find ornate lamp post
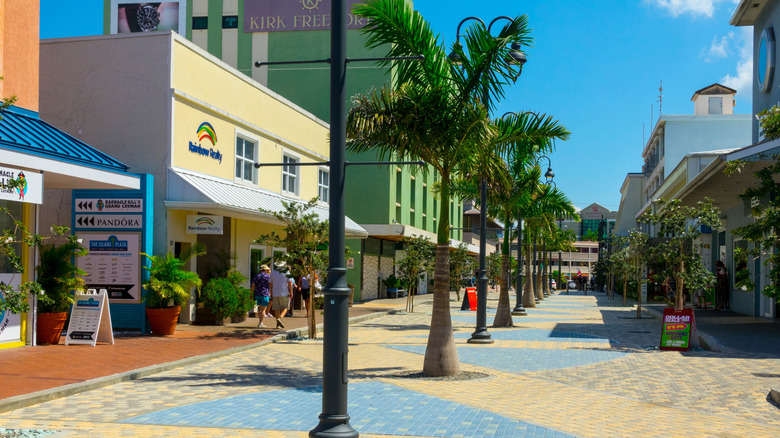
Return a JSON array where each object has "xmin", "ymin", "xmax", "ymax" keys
[{"xmin": 449, "ymin": 16, "xmax": 527, "ymax": 344}]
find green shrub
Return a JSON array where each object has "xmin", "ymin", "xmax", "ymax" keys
[{"xmin": 201, "ymin": 278, "xmax": 240, "ymax": 320}]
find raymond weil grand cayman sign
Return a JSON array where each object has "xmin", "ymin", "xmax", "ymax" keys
[{"xmin": 243, "ymin": 0, "xmax": 368, "ymax": 32}]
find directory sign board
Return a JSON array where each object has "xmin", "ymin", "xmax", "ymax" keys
[
  {"xmin": 660, "ymin": 308, "xmax": 696, "ymax": 351},
  {"xmin": 77, "ymin": 233, "xmax": 142, "ymax": 303}
]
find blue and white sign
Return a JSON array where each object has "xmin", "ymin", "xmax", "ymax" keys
[{"xmin": 0, "ymin": 274, "xmax": 22, "ymax": 343}]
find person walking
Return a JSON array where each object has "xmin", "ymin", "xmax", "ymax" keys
[
  {"xmin": 269, "ymin": 261, "xmax": 293, "ymax": 329},
  {"xmin": 715, "ymin": 260, "xmax": 729, "ymax": 310},
  {"xmin": 252, "ymin": 264, "xmax": 271, "ymax": 327},
  {"xmin": 299, "ymin": 272, "xmax": 316, "ymax": 318}
]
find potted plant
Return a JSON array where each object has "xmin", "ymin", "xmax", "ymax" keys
[
  {"xmin": 382, "ymin": 274, "xmax": 400, "ymax": 298},
  {"xmin": 141, "ymin": 244, "xmax": 204, "ymax": 335},
  {"xmin": 201, "ymin": 270, "xmax": 255, "ymax": 324},
  {"xmin": 35, "ymin": 239, "xmax": 87, "ymax": 345}
]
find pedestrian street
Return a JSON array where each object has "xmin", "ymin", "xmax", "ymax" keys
[{"xmin": 2, "ymin": 291, "xmax": 780, "ymax": 437}]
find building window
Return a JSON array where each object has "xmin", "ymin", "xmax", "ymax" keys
[
  {"xmin": 282, "ymin": 154, "xmax": 299, "ymax": 195},
  {"xmin": 318, "ymin": 168, "xmax": 330, "ymax": 203},
  {"xmin": 235, "ymin": 136, "xmax": 256, "ymax": 183},
  {"xmin": 222, "ymin": 16, "xmax": 238, "ymax": 29},
  {"xmin": 192, "ymin": 16, "xmax": 208, "ymax": 30}
]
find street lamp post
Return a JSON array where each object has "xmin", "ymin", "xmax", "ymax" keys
[{"xmin": 450, "ymin": 15, "xmax": 526, "ymax": 344}]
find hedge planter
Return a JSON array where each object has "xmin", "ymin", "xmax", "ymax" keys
[
  {"xmin": 146, "ymin": 306, "xmax": 181, "ymax": 336},
  {"xmin": 36, "ymin": 312, "xmax": 68, "ymax": 345}
]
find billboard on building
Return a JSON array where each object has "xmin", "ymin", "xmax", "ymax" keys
[
  {"xmin": 243, "ymin": 0, "xmax": 367, "ymax": 32},
  {"xmin": 110, "ymin": 1, "xmax": 186, "ymax": 34}
]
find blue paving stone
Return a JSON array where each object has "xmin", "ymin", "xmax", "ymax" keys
[
  {"xmin": 387, "ymin": 345, "xmax": 627, "ymax": 373},
  {"xmin": 121, "ymin": 381, "xmax": 576, "ymax": 437},
  {"xmin": 452, "ymin": 328, "xmax": 614, "ymax": 343},
  {"xmin": 450, "ymin": 314, "xmax": 581, "ymax": 325}
]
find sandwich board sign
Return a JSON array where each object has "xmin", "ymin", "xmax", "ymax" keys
[
  {"xmin": 659, "ymin": 307, "xmax": 696, "ymax": 351},
  {"xmin": 65, "ymin": 289, "xmax": 115, "ymax": 346}
]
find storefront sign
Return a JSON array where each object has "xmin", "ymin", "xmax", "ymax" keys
[
  {"xmin": 0, "ymin": 166, "xmax": 43, "ymax": 205},
  {"xmin": 188, "ymin": 122, "xmax": 222, "ymax": 163},
  {"xmin": 660, "ymin": 307, "xmax": 696, "ymax": 351},
  {"xmin": 0, "ymin": 274, "xmax": 22, "ymax": 344},
  {"xmin": 77, "ymin": 233, "xmax": 142, "ymax": 302},
  {"xmin": 75, "ymin": 214, "xmax": 143, "ymax": 230},
  {"xmin": 75, "ymin": 198, "xmax": 143, "ymax": 213},
  {"xmin": 244, "ymin": 0, "xmax": 367, "ymax": 32},
  {"xmin": 186, "ymin": 215, "xmax": 224, "ymax": 235},
  {"xmin": 65, "ymin": 289, "xmax": 114, "ymax": 346}
]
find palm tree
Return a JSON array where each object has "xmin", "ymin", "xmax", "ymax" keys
[
  {"xmin": 520, "ymin": 181, "xmax": 578, "ymax": 307},
  {"xmin": 350, "ymin": 0, "xmax": 532, "ymax": 376}
]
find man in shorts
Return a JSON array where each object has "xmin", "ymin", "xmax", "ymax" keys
[{"xmin": 270, "ymin": 261, "xmax": 293, "ymax": 329}]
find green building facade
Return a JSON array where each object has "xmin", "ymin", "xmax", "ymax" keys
[{"xmin": 102, "ymin": 0, "xmax": 462, "ymax": 300}]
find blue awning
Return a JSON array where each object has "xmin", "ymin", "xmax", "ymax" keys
[{"xmin": 0, "ymin": 105, "xmax": 130, "ymax": 173}]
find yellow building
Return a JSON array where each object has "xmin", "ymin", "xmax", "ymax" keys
[{"xmin": 39, "ymin": 31, "xmax": 366, "ymax": 324}]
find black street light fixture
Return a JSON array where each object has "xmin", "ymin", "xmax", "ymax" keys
[
  {"xmin": 252, "ymin": 2, "xmax": 422, "ymax": 436},
  {"xmin": 449, "ymin": 15, "xmax": 527, "ymax": 344}
]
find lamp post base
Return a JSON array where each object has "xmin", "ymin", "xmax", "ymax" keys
[
  {"xmin": 310, "ymin": 414, "xmax": 359, "ymax": 438},
  {"xmin": 511, "ymin": 306, "xmax": 527, "ymax": 316},
  {"xmin": 467, "ymin": 334, "xmax": 494, "ymax": 344}
]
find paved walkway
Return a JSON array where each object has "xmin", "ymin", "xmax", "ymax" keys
[{"xmin": 2, "ymin": 290, "xmax": 780, "ymax": 437}]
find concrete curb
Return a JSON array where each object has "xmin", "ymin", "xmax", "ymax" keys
[{"xmin": 0, "ymin": 305, "xmax": 414, "ymax": 414}]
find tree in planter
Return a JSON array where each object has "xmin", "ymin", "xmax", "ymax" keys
[
  {"xmin": 396, "ymin": 235, "xmax": 436, "ymax": 313},
  {"xmin": 254, "ymin": 198, "xmax": 328, "ymax": 339},
  {"xmin": 449, "ymin": 243, "xmax": 473, "ymax": 301},
  {"xmin": 142, "ymin": 248, "xmax": 204, "ymax": 308},
  {"xmin": 639, "ymin": 198, "xmax": 720, "ymax": 310}
]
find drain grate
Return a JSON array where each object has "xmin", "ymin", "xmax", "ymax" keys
[{"xmin": 628, "ymin": 330, "xmax": 651, "ymax": 334}]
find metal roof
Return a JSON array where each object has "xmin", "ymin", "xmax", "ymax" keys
[
  {"xmin": 0, "ymin": 106, "xmax": 130, "ymax": 173},
  {"xmin": 166, "ymin": 168, "xmax": 369, "ymax": 238}
]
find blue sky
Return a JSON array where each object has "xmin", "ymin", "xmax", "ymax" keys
[{"xmin": 40, "ymin": 0, "xmax": 752, "ymax": 211}]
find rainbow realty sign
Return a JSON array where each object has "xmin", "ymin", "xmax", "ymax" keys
[{"xmin": 186, "ymin": 215, "xmax": 223, "ymax": 235}]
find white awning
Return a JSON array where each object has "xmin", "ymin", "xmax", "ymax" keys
[{"xmin": 165, "ymin": 168, "xmax": 368, "ymax": 238}]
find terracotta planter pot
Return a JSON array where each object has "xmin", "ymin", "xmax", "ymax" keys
[
  {"xmin": 145, "ymin": 306, "xmax": 181, "ymax": 336},
  {"xmin": 36, "ymin": 312, "xmax": 68, "ymax": 345}
]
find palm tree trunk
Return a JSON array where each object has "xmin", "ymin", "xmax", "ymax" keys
[
  {"xmin": 493, "ymin": 251, "xmax": 513, "ymax": 327},
  {"xmin": 423, "ymin": 244, "xmax": 461, "ymax": 376},
  {"xmin": 523, "ymin": 243, "xmax": 536, "ymax": 308}
]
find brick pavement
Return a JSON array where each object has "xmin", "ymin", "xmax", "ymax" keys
[{"xmin": 1, "ymin": 290, "xmax": 780, "ymax": 437}]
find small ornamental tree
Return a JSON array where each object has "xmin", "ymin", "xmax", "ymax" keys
[
  {"xmin": 640, "ymin": 198, "xmax": 720, "ymax": 310},
  {"xmin": 449, "ymin": 243, "xmax": 474, "ymax": 301},
  {"xmin": 254, "ymin": 198, "xmax": 328, "ymax": 338},
  {"xmin": 724, "ymin": 153, "xmax": 780, "ymax": 299},
  {"xmin": 396, "ymin": 235, "xmax": 435, "ymax": 312}
]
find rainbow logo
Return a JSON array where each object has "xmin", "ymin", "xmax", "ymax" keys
[
  {"xmin": 195, "ymin": 217, "xmax": 215, "ymax": 226},
  {"xmin": 197, "ymin": 122, "xmax": 217, "ymax": 146}
]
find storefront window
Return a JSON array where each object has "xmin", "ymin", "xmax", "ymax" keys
[
  {"xmin": 235, "ymin": 136, "xmax": 257, "ymax": 183},
  {"xmin": 318, "ymin": 168, "xmax": 329, "ymax": 203},
  {"xmin": 282, "ymin": 154, "xmax": 299, "ymax": 195}
]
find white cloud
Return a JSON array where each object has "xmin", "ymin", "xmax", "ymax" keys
[
  {"xmin": 644, "ymin": 0, "xmax": 738, "ymax": 18},
  {"xmin": 721, "ymin": 27, "xmax": 753, "ymax": 101},
  {"xmin": 705, "ymin": 32, "xmax": 733, "ymax": 60}
]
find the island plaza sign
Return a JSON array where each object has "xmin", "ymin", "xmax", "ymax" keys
[{"xmin": 244, "ymin": 0, "xmax": 367, "ymax": 32}]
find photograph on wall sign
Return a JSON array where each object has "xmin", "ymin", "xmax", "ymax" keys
[
  {"xmin": 112, "ymin": 1, "xmax": 184, "ymax": 34},
  {"xmin": 76, "ymin": 233, "xmax": 142, "ymax": 303},
  {"xmin": 0, "ymin": 274, "xmax": 22, "ymax": 344}
]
